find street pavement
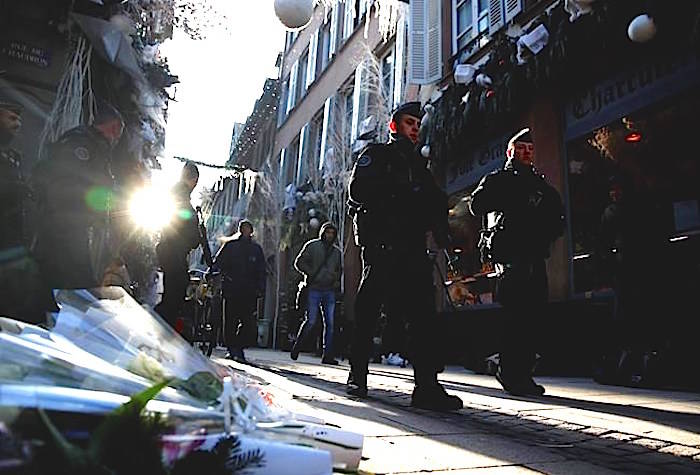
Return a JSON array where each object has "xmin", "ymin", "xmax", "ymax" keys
[{"xmin": 214, "ymin": 349, "xmax": 700, "ymax": 474}]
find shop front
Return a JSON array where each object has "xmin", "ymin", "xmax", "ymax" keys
[{"xmin": 563, "ymin": 49, "xmax": 700, "ymax": 373}]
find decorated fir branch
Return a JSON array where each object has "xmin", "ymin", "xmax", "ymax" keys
[{"xmin": 35, "ymin": 379, "xmax": 266, "ymax": 475}]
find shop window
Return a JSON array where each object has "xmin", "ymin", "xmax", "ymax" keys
[
  {"xmin": 446, "ymin": 188, "xmax": 499, "ymax": 308},
  {"xmin": 567, "ymin": 92, "xmax": 700, "ymax": 295}
]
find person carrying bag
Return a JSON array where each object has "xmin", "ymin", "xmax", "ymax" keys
[{"xmin": 291, "ymin": 222, "xmax": 342, "ymax": 365}]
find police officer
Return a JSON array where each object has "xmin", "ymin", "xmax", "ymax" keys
[
  {"xmin": 32, "ymin": 100, "xmax": 124, "ymax": 296},
  {"xmin": 469, "ymin": 128, "xmax": 564, "ymax": 396},
  {"xmin": 0, "ymin": 101, "xmax": 27, "ymax": 250},
  {"xmin": 0, "ymin": 100, "xmax": 43, "ymax": 323},
  {"xmin": 212, "ymin": 219, "xmax": 266, "ymax": 363},
  {"xmin": 155, "ymin": 163, "xmax": 201, "ymax": 329},
  {"xmin": 346, "ymin": 101, "xmax": 462, "ymax": 411}
]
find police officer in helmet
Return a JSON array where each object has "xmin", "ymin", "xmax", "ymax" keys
[
  {"xmin": 346, "ymin": 101, "xmax": 463, "ymax": 411},
  {"xmin": 469, "ymin": 128, "xmax": 564, "ymax": 396}
]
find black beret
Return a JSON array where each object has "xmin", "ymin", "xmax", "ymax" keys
[{"xmin": 391, "ymin": 101, "xmax": 424, "ymax": 122}]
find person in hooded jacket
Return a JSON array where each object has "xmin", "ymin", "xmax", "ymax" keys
[
  {"xmin": 469, "ymin": 128, "xmax": 565, "ymax": 396},
  {"xmin": 345, "ymin": 101, "xmax": 463, "ymax": 411},
  {"xmin": 212, "ymin": 219, "xmax": 266, "ymax": 363},
  {"xmin": 291, "ymin": 222, "xmax": 342, "ymax": 365}
]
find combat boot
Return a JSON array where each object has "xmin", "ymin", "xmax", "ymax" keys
[
  {"xmin": 411, "ymin": 367, "xmax": 462, "ymax": 411},
  {"xmin": 346, "ymin": 363, "xmax": 368, "ymax": 397},
  {"xmin": 411, "ymin": 383, "xmax": 462, "ymax": 411}
]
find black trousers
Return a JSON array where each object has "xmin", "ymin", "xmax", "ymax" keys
[
  {"xmin": 350, "ymin": 247, "xmax": 444, "ymax": 387},
  {"xmin": 155, "ymin": 261, "xmax": 189, "ymax": 329},
  {"xmin": 223, "ymin": 292, "xmax": 258, "ymax": 352},
  {"xmin": 495, "ymin": 260, "xmax": 548, "ymax": 382}
]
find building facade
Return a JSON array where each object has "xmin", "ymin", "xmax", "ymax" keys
[{"xmin": 422, "ymin": 0, "xmax": 700, "ymax": 374}]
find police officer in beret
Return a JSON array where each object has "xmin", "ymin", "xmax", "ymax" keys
[
  {"xmin": 469, "ymin": 128, "xmax": 565, "ymax": 396},
  {"xmin": 346, "ymin": 101, "xmax": 462, "ymax": 411},
  {"xmin": 32, "ymin": 100, "xmax": 124, "ymax": 295},
  {"xmin": 0, "ymin": 101, "xmax": 27, "ymax": 250}
]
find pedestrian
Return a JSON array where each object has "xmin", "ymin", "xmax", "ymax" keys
[
  {"xmin": 212, "ymin": 219, "xmax": 266, "ymax": 363},
  {"xmin": 345, "ymin": 101, "xmax": 462, "ymax": 411},
  {"xmin": 32, "ymin": 100, "xmax": 124, "ymax": 297},
  {"xmin": 154, "ymin": 163, "xmax": 201, "ymax": 329},
  {"xmin": 469, "ymin": 128, "xmax": 565, "ymax": 396},
  {"xmin": 290, "ymin": 222, "xmax": 342, "ymax": 365}
]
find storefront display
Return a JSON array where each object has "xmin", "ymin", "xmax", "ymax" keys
[{"xmin": 566, "ymin": 88, "xmax": 700, "ymax": 296}]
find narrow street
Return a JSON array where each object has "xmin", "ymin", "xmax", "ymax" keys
[{"xmin": 218, "ymin": 349, "xmax": 700, "ymax": 474}]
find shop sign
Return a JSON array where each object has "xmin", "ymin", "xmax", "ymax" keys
[
  {"xmin": 0, "ymin": 40, "xmax": 52, "ymax": 69},
  {"xmin": 446, "ymin": 135, "xmax": 508, "ymax": 194},
  {"xmin": 565, "ymin": 51, "xmax": 700, "ymax": 139}
]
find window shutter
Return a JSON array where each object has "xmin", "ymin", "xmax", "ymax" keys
[
  {"xmin": 351, "ymin": 71, "xmax": 362, "ymax": 141},
  {"xmin": 329, "ymin": 6, "xmax": 338, "ymax": 56},
  {"xmin": 504, "ymin": 0, "xmax": 523, "ymax": 23},
  {"xmin": 307, "ymin": 30, "xmax": 319, "ymax": 87},
  {"xmin": 489, "ymin": 0, "xmax": 505, "ymax": 35},
  {"xmin": 319, "ymin": 97, "xmax": 331, "ymax": 171},
  {"xmin": 279, "ymin": 148, "xmax": 286, "ymax": 182},
  {"xmin": 345, "ymin": 0, "xmax": 356, "ymax": 39},
  {"xmin": 408, "ymin": 0, "xmax": 441, "ymax": 85},
  {"xmin": 287, "ymin": 60, "xmax": 298, "ymax": 113},
  {"xmin": 408, "ymin": 0, "xmax": 426, "ymax": 84},
  {"xmin": 393, "ymin": 7, "xmax": 407, "ymax": 108},
  {"xmin": 296, "ymin": 125, "xmax": 308, "ymax": 184},
  {"xmin": 426, "ymin": 0, "xmax": 442, "ymax": 82}
]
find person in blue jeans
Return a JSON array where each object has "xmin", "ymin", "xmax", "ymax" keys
[{"xmin": 291, "ymin": 222, "xmax": 342, "ymax": 365}]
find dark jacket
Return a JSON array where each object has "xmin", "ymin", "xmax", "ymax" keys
[
  {"xmin": 0, "ymin": 145, "xmax": 26, "ymax": 248},
  {"xmin": 213, "ymin": 234, "xmax": 266, "ymax": 297},
  {"xmin": 294, "ymin": 222, "xmax": 342, "ymax": 291},
  {"xmin": 470, "ymin": 160, "xmax": 565, "ymax": 262},
  {"xmin": 348, "ymin": 136, "xmax": 449, "ymax": 249},
  {"xmin": 32, "ymin": 126, "xmax": 114, "ymax": 233},
  {"xmin": 156, "ymin": 181, "xmax": 200, "ymax": 268}
]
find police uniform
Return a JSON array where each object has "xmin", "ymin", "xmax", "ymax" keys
[
  {"xmin": 32, "ymin": 126, "xmax": 115, "ymax": 292},
  {"xmin": 0, "ymin": 145, "xmax": 26, "ymax": 249},
  {"xmin": 347, "ymin": 103, "xmax": 461, "ymax": 410},
  {"xmin": 470, "ymin": 152, "xmax": 564, "ymax": 395}
]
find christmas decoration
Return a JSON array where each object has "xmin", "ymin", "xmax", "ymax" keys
[
  {"xmin": 564, "ymin": 0, "xmax": 596, "ymax": 22},
  {"xmin": 274, "ymin": 0, "xmax": 314, "ymax": 30},
  {"xmin": 628, "ymin": 14, "xmax": 657, "ymax": 43},
  {"xmin": 454, "ymin": 64, "xmax": 477, "ymax": 84}
]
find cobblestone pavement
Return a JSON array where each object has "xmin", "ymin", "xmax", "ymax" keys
[{"xmin": 217, "ymin": 349, "xmax": 700, "ymax": 474}]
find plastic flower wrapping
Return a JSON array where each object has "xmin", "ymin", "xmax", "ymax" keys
[{"xmin": 0, "ymin": 287, "xmax": 363, "ymax": 473}]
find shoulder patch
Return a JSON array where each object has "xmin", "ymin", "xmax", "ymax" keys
[
  {"xmin": 74, "ymin": 146, "xmax": 90, "ymax": 161},
  {"xmin": 357, "ymin": 155, "xmax": 372, "ymax": 167}
]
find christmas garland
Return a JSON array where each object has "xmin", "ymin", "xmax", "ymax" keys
[{"xmin": 427, "ymin": 0, "xmax": 700, "ymax": 165}]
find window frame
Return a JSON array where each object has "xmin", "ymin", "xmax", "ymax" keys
[{"xmin": 452, "ymin": 0, "xmax": 489, "ymax": 55}]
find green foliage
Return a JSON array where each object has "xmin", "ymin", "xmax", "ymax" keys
[
  {"xmin": 35, "ymin": 380, "xmax": 171, "ymax": 475},
  {"xmin": 171, "ymin": 435, "xmax": 265, "ymax": 475}
]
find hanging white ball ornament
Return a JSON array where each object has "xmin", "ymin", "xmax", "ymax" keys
[
  {"xmin": 309, "ymin": 217, "xmax": 320, "ymax": 229},
  {"xmin": 421, "ymin": 145, "xmax": 431, "ymax": 158},
  {"xmin": 476, "ymin": 73, "xmax": 493, "ymax": 88},
  {"xmin": 628, "ymin": 14, "xmax": 657, "ymax": 43},
  {"xmin": 274, "ymin": 0, "xmax": 314, "ymax": 30}
]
